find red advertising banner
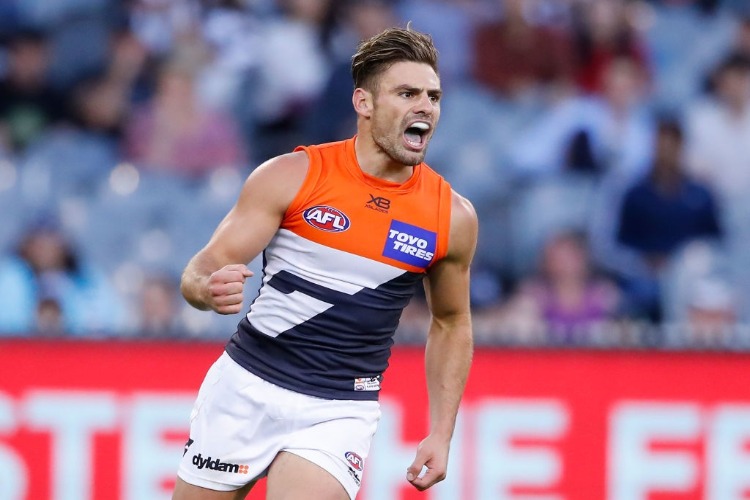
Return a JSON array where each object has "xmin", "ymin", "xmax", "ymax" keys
[{"xmin": 1, "ymin": 340, "xmax": 750, "ymax": 500}]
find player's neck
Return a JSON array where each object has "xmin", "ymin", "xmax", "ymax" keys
[{"xmin": 353, "ymin": 135, "xmax": 415, "ymax": 184}]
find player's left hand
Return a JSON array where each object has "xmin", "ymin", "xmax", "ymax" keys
[{"xmin": 406, "ymin": 434, "xmax": 450, "ymax": 491}]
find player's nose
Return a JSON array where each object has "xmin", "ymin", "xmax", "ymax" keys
[{"xmin": 412, "ymin": 92, "xmax": 434, "ymax": 115}]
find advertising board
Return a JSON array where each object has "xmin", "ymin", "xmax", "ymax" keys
[{"xmin": 1, "ymin": 340, "xmax": 749, "ymax": 499}]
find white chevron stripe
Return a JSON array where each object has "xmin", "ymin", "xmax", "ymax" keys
[
  {"xmin": 263, "ymin": 229, "xmax": 404, "ymax": 292},
  {"xmin": 247, "ymin": 229, "xmax": 406, "ymax": 336}
]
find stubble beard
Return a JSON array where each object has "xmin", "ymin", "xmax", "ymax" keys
[{"xmin": 371, "ymin": 118, "xmax": 428, "ymax": 167}]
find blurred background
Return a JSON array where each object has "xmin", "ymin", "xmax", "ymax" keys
[
  {"xmin": 3, "ymin": 0, "xmax": 750, "ymax": 348},
  {"xmin": 2, "ymin": 0, "xmax": 750, "ymax": 498}
]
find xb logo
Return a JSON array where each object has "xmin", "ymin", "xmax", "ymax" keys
[{"xmin": 366, "ymin": 194, "xmax": 391, "ymax": 211}]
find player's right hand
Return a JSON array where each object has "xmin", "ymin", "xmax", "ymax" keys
[{"xmin": 205, "ymin": 264, "xmax": 253, "ymax": 315}]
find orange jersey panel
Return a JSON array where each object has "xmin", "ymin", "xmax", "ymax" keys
[
  {"xmin": 229, "ymin": 137, "xmax": 453, "ymax": 399},
  {"xmin": 284, "ymin": 137, "xmax": 452, "ymax": 273}
]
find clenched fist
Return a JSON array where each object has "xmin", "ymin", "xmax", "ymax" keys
[{"xmin": 205, "ymin": 264, "xmax": 253, "ymax": 314}]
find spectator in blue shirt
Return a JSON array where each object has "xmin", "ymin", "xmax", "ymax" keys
[
  {"xmin": 615, "ymin": 118, "xmax": 723, "ymax": 320},
  {"xmin": 0, "ymin": 218, "xmax": 127, "ymax": 336}
]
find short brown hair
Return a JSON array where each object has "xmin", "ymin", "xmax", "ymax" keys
[{"xmin": 351, "ymin": 26, "xmax": 439, "ymax": 91}]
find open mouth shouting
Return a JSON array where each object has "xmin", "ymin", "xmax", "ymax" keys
[{"xmin": 403, "ymin": 121, "xmax": 431, "ymax": 151}]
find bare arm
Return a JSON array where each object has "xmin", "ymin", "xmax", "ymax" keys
[
  {"xmin": 180, "ymin": 151, "xmax": 308, "ymax": 313},
  {"xmin": 407, "ymin": 192, "xmax": 478, "ymax": 490}
]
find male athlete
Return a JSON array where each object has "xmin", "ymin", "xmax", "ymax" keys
[{"xmin": 173, "ymin": 26, "xmax": 477, "ymax": 500}]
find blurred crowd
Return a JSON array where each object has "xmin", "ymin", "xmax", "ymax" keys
[{"xmin": 1, "ymin": 0, "xmax": 750, "ymax": 349}]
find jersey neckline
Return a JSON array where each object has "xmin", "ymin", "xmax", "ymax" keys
[{"xmin": 343, "ymin": 136, "xmax": 422, "ymax": 193}]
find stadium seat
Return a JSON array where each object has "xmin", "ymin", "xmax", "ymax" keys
[
  {"xmin": 20, "ymin": 130, "xmax": 119, "ymax": 200},
  {"xmin": 506, "ymin": 174, "xmax": 598, "ymax": 277},
  {"xmin": 0, "ymin": 183, "xmax": 28, "ymax": 255}
]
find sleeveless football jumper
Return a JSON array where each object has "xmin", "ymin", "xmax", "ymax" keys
[{"xmin": 226, "ymin": 137, "xmax": 452, "ymax": 401}]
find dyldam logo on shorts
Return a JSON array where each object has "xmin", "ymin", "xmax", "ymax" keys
[{"xmin": 192, "ymin": 453, "xmax": 249, "ymax": 474}]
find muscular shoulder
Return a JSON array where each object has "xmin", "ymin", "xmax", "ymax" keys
[
  {"xmin": 446, "ymin": 191, "xmax": 478, "ymax": 265},
  {"xmin": 248, "ymin": 151, "xmax": 308, "ymax": 187},
  {"xmin": 237, "ymin": 151, "xmax": 309, "ymax": 213}
]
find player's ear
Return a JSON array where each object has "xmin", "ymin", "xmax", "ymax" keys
[{"xmin": 353, "ymin": 87, "xmax": 373, "ymax": 118}]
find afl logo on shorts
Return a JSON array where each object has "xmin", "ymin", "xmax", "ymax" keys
[
  {"xmin": 345, "ymin": 451, "xmax": 363, "ymax": 471},
  {"xmin": 303, "ymin": 205, "xmax": 351, "ymax": 232}
]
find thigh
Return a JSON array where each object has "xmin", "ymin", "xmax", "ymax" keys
[
  {"xmin": 177, "ymin": 353, "xmax": 285, "ymax": 492},
  {"xmin": 266, "ymin": 452, "xmax": 349, "ymax": 500},
  {"xmin": 172, "ymin": 477, "xmax": 256, "ymax": 500},
  {"xmin": 281, "ymin": 399, "xmax": 380, "ymax": 499}
]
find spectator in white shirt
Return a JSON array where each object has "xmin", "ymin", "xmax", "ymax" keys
[{"xmin": 685, "ymin": 52, "xmax": 750, "ymax": 203}]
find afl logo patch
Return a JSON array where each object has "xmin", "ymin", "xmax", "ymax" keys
[
  {"xmin": 345, "ymin": 451, "xmax": 363, "ymax": 471},
  {"xmin": 303, "ymin": 205, "xmax": 351, "ymax": 232}
]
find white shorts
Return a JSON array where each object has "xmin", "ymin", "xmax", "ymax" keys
[{"xmin": 177, "ymin": 352, "xmax": 380, "ymax": 499}]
